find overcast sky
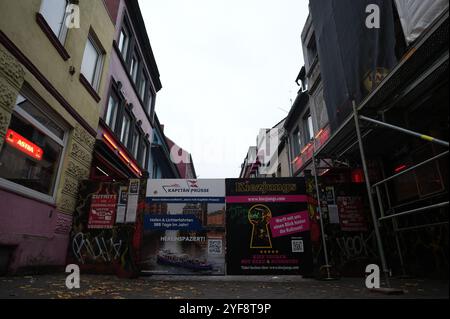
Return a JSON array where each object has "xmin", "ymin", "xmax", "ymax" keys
[{"xmin": 138, "ymin": 0, "xmax": 310, "ymax": 178}]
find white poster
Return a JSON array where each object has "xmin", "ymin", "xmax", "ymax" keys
[
  {"xmin": 146, "ymin": 179, "xmax": 225, "ymax": 202},
  {"xmin": 115, "ymin": 186, "xmax": 128, "ymax": 224},
  {"xmin": 125, "ymin": 179, "xmax": 140, "ymax": 223}
]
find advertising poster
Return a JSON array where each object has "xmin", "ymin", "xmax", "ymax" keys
[
  {"xmin": 87, "ymin": 194, "xmax": 117, "ymax": 229},
  {"xmin": 337, "ymin": 196, "xmax": 368, "ymax": 232},
  {"xmin": 142, "ymin": 179, "xmax": 226, "ymax": 275},
  {"xmin": 226, "ymin": 178, "xmax": 313, "ymax": 275}
]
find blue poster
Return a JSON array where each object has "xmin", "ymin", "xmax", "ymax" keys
[{"xmin": 141, "ymin": 179, "xmax": 226, "ymax": 275}]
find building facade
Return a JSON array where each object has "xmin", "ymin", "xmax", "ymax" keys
[
  {"xmin": 90, "ymin": 0, "xmax": 162, "ymax": 182},
  {"xmin": 166, "ymin": 136, "xmax": 197, "ymax": 179},
  {"xmin": 0, "ymin": 0, "xmax": 115, "ymax": 273},
  {"xmin": 293, "ymin": 0, "xmax": 449, "ymax": 278},
  {"xmin": 149, "ymin": 115, "xmax": 180, "ymax": 179},
  {"xmin": 239, "ymin": 146, "xmax": 258, "ymax": 178},
  {"xmin": 239, "ymin": 119, "xmax": 289, "ymax": 179}
]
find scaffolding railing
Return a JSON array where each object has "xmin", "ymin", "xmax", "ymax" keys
[
  {"xmin": 308, "ymin": 11, "xmax": 449, "ymax": 289},
  {"xmin": 354, "ymin": 112, "xmax": 449, "ymax": 284}
]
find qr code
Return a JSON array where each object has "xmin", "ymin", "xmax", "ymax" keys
[
  {"xmin": 292, "ymin": 240, "xmax": 304, "ymax": 253},
  {"xmin": 208, "ymin": 239, "xmax": 223, "ymax": 255}
]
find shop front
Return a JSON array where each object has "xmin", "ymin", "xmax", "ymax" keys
[
  {"xmin": 65, "ymin": 122, "xmax": 147, "ymax": 277},
  {"xmin": 0, "ymin": 71, "xmax": 97, "ymax": 275}
]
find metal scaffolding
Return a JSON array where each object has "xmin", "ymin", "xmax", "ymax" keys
[
  {"xmin": 312, "ymin": 154, "xmax": 333, "ymax": 280},
  {"xmin": 312, "ymin": 104, "xmax": 449, "ymax": 287},
  {"xmin": 309, "ymin": 11, "xmax": 449, "ymax": 288},
  {"xmin": 355, "ymin": 107, "xmax": 449, "ymax": 287}
]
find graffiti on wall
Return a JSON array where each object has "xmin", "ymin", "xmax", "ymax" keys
[
  {"xmin": 67, "ymin": 180, "xmax": 146, "ymax": 277},
  {"xmin": 71, "ymin": 232, "xmax": 123, "ymax": 264},
  {"xmin": 305, "ymin": 176, "xmax": 380, "ymax": 276},
  {"xmin": 334, "ymin": 232, "xmax": 377, "ymax": 264}
]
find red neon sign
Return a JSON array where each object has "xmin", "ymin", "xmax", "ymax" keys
[{"xmin": 5, "ymin": 129, "xmax": 43, "ymax": 160}]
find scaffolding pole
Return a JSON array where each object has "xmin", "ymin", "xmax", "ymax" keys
[
  {"xmin": 396, "ymin": 221, "xmax": 449, "ymax": 233},
  {"xmin": 372, "ymin": 151, "xmax": 449, "ymax": 189},
  {"xmin": 312, "ymin": 154, "xmax": 334, "ymax": 280},
  {"xmin": 378, "ymin": 158, "xmax": 407, "ymax": 277},
  {"xmin": 353, "ymin": 102, "xmax": 391, "ymax": 287},
  {"xmin": 359, "ymin": 115, "xmax": 449, "ymax": 148},
  {"xmin": 362, "ymin": 117, "xmax": 449, "ymax": 279},
  {"xmin": 379, "ymin": 202, "xmax": 449, "ymax": 221}
]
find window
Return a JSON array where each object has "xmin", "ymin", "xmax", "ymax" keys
[
  {"xmin": 307, "ymin": 34, "xmax": 318, "ymax": 66},
  {"xmin": 130, "ymin": 54, "xmax": 139, "ymax": 84},
  {"xmin": 303, "ymin": 113, "xmax": 314, "ymax": 144},
  {"xmin": 0, "ymin": 94, "xmax": 66, "ymax": 201},
  {"xmin": 152, "ymin": 162, "xmax": 158, "ymax": 179},
  {"xmin": 131, "ymin": 129, "xmax": 140, "ymax": 159},
  {"xmin": 139, "ymin": 72, "xmax": 148, "ymax": 102},
  {"xmin": 81, "ymin": 34, "xmax": 104, "ymax": 91},
  {"xmin": 40, "ymin": 0, "xmax": 68, "ymax": 42},
  {"xmin": 105, "ymin": 93, "xmax": 119, "ymax": 131},
  {"xmin": 146, "ymin": 90, "xmax": 154, "ymax": 115},
  {"xmin": 292, "ymin": 127, "xmax": 301, "ymax": 156},
  {"xmin": 140, "ymin": 141, "xmax": 149, "ymax": 170},
  {"xmin": 314, "ymin": 86, "xmax": 329, "ymax": 130},
  {"xmin": 118, "ymin": 25, "xmax": 130, "ymax": 60},
  {"xmin": 120, "ymin": 113, "xmax": 131, "ymax": 146}
]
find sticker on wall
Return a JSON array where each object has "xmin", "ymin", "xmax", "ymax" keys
[{"xmin": 87, "ymin": 194, "xmax": 117, "ymax": 229}]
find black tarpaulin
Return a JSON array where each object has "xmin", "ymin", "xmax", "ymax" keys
[{"xmin": 309, "ymin": 0, "xmax": 398, "ymax": 130}]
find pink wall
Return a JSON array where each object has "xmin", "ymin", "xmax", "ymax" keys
[
  {"xmin": 0, "ymin": 189, "xmax": 71, "ymax": 272},
  {"xmin": 104, "ymin": 0, "xmax": 120, "ymax": 25}
]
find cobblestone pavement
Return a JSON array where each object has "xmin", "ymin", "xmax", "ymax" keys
[{"xmin": 0, "ymin": 274, "xmax": 448, "ymax": 299}]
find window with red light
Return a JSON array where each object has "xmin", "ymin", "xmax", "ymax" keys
[{"xmin": 0, "ymin": 94, "xmax": 66, "ymax": 199}]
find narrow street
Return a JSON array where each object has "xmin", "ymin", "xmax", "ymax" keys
[
  {"xmin": 0, "ymin": 0, "xmax": 449, "ymax": 306},
  {"xmin": 1, "ymin": 275, "xmax": 448, "ymax": 299}
]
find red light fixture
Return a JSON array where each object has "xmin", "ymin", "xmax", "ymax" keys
[
  {"xmin": 5, "ymin": 129, "xmax": 43, "ymax": 161},
  {"xmin": 103, "ymin": 133, "xmax": 142, "ymax": 177},
  {"xmin": 351, "ymin": 168, "xmax": 364, "ymax": 183},
  {"xmin": 130, "ymin": 162, "xmax": 142, "ymax": 176},
  {"xmin": 301, "ymin": 143, "xmax": 313, "ymax": 155},
  {"xmin": 103, "ymin": 133, "xmax": 118, "ymax": 150},
  {"xmin": 315, "ymin": 129, "xmax": 325, "ymax": 139},
  {"xmin": 394, "ymin": 164, "xmax": 408, "ymax": 173},
  {"xmin": 118, "ymin": 150, "xmax": 131, "ymax": 164}
]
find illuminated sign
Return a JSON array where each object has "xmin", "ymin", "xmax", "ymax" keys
[{"xmin": 5, "ymin": 129, "xmax": 43, "ymax": 160}]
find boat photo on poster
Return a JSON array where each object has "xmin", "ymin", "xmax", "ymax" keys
[{"xmin": 141, "ymin": 179, "xmax": 226, "ymax": 275}]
